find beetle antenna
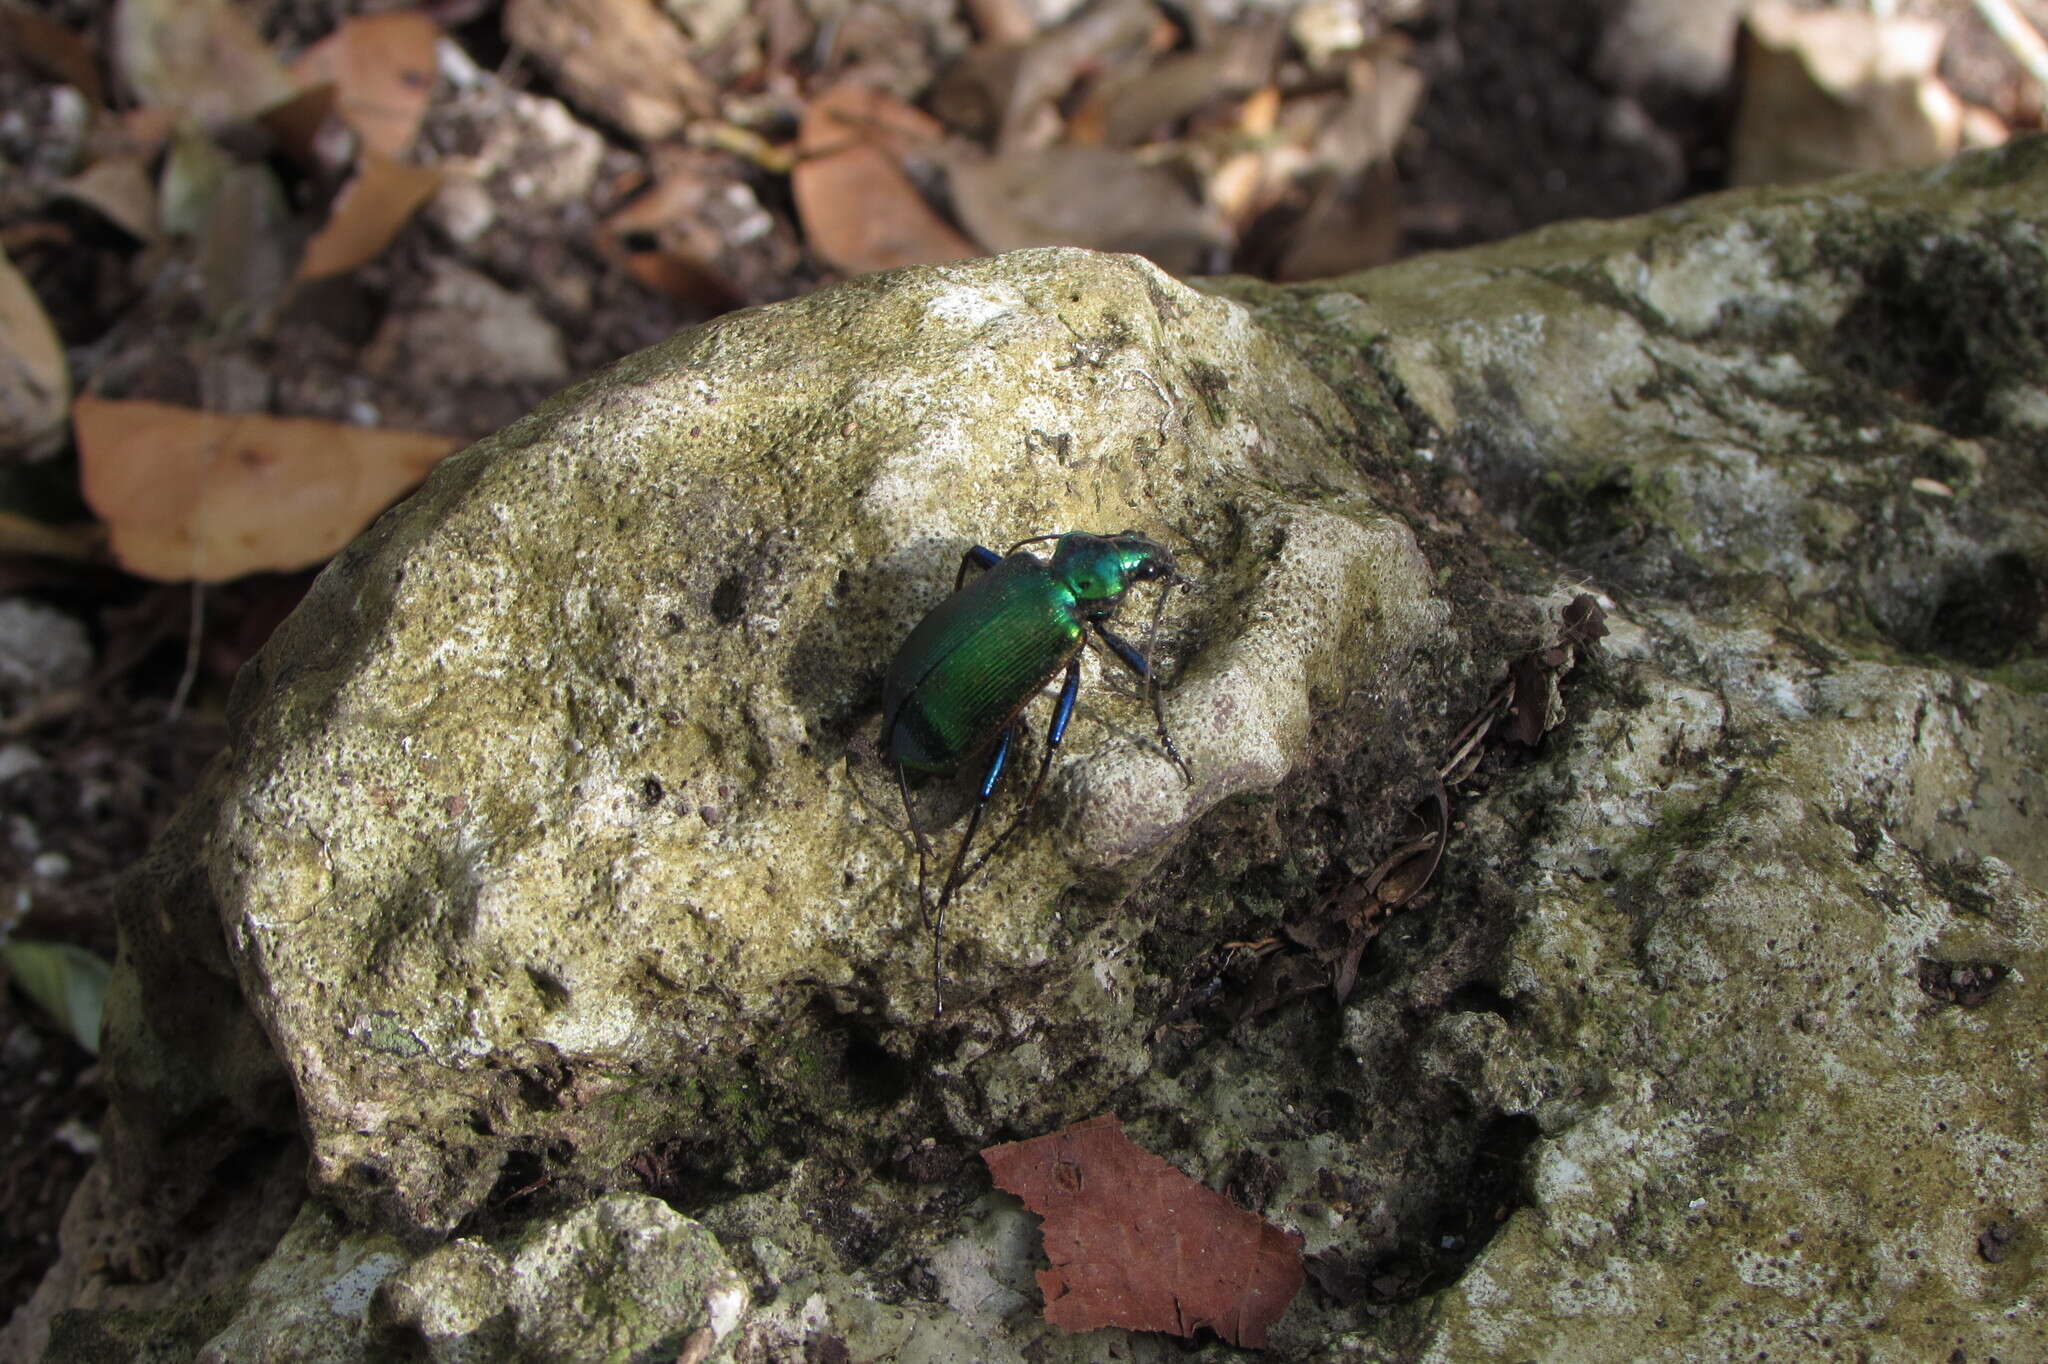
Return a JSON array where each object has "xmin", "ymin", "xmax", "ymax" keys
[{"xmin": 1142, "ymin": 574, "xmax": 1191, "ymax": 784}]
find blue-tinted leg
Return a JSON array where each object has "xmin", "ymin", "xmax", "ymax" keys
[
  {"xmin": 1024, "ymin": 655, "xmax": 1082, "ymax": 810},
  {"xmin": 930, "ymin": 723, "xmax": 1014, "ymax": 1013},
  {"xmin": 1096, "ymin": 625, "xmax": 1150, "ymax": 678},
  {"xmin": 961, "ymin": 654, "xmax": 1083, "ymax": 891},
  {"xmin": 954, "ymin": 544, "xmax": 1002, "ymax": 589}
]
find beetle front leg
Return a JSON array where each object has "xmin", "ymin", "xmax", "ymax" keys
[{"xmin": 1096, "ymin": 623, "xmax": 1191, "ymax": 783}]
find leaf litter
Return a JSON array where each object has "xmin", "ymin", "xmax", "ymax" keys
[{"xmin": 1183, "ymin": 593, "xmax": 1609, "ymax": 1028}]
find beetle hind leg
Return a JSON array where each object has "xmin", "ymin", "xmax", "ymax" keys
[
  {"xmin": 960, "ymin": 654, "xmax": 1082, "ymax": 889},
  {"xmin": 927, "ymin": 724, "xmax": 1015, "ymax": 1014},
  {"xmin": 894, "ymin": 758, "xmax": 937, "ymax": 928}
]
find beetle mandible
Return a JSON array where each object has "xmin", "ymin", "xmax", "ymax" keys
[{"xmin": 880, "ymin": 529, "xmax": 1192, "ymax": 1013}]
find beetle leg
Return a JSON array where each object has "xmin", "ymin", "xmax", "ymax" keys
[
  {"xmin": 894, "ymin": 758, "xmax": 935, "ymax": 926},
  {"xmin": 929, "ymin": 724, "xmax": 1014, "ymax": 1014},
  {"xmin": 1026, "ymin": 655, "xmax": 1082, "ymax": 812},
  {"xmin": 1096, "ymin": 619, "xmax": 1191, "ymax": 784},
  {"xmin": 953, "ymin": 544, "xmax": 1003, "ymax": 591},
  {"xmin": 965, "ymin": 654, "xmax": 1082, "ymax": 879}
]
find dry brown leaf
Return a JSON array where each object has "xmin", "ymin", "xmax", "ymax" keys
[
  {"xmin": 0, "ymin": 512, "xmax": 97, "ymax": 560},
  {"xmin": 0, "ymin": 3, "xmax": 107, "ymax": 105},
  {"xmin": 75, "ymin": 396, "xmax": 462, "ymax": 582},
  {"xmin": 947, "ymin": 143, "xmax": 1226, "ymax": 276},
  {"xmin": 602, "ymin": 170, "xmax": 743, "ymax": 308},
  {"xmin": 297, "ymin": 153, "xmax": 443, "ymax": 282},
  {"xmin": 115, "ymin": 106, "xmax": 177, "ymax": 160},
  {"xmin": 1085, "ymin": 24, "xmax": 1283, "ymax": 148},
  {"xmin": 289, "ymin": 12, "xmax": 440, "ymax": 160},
  {"xmin": 56, "ymin": 155, "xmax": 160, "ymax": 242},
  {"xmin": 259, "ymin": 82, "xmax": 342, "ymax": 166},
  {"xmin": 503, "ymin": 0, "xmax": 712, "ymax": 142},
  {"xmin": 982, "ymin": 1114, "xmax": 1304, "ymax": 1348},
  {"xmin": 1733, "ymin": 2, "xmax": 1963, "ymax": 186},
  {"xmin": 1315, "ymin": 48, "xmax": 1425, "ymax": 177},
  {"xmin": 0, "ymin": 248, "xmax": 70, "ymax": 458},
  {"xmin": 112, "ymin": 0, "xmax": 299, "ymax": 129},
  {"xmin": 793, "ymin": 85, "xmax": 978, "ymax": 276},
  {"xmin": 929, "ymin": 0, "xmax": 1156, "ymax": 148}
]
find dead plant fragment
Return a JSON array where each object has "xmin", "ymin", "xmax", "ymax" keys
[
  {"xmin": 982, "ymin": 1113, "xmax": 1305, "ymax": 1348},
  {"xmin": 1193, "ymin": 593, "xmax": 1609, "ymax": 1027}
]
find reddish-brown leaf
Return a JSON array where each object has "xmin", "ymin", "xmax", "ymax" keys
[
  {"xmin": 74, "ymin": 396, "xmax": 461, "ymax": 581},
  {"xmin": 288, "ymin": 12, "xmax": 440, "ymax": 160},
  {"xmin": 792, "ymin": 84, "xmax": 978, "ymax": 276},
  {"xmin": 981, "ymin": 1113, "xmax": 1303, "ymax": 1348},
  {"xmin": 296, "ymin": 152, "xmax": 442, "ymax": 281},
  {"xmin": 0, "ymin": 4, "xmax": 107, "ymax": 105}
]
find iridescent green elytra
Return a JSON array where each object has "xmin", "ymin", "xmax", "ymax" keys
[{"xmin": 881, "ymin": 530, "xmax": 1191, "ymax": 1012}]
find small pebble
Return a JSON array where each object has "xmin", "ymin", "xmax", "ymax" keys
[
  {"xmin": 0, "ymin": 744, "xmax": 44, "ymax": 783},
  {"xmin": 3, "ymin": 1025, "xmax": 43, "ymax": 1067}
]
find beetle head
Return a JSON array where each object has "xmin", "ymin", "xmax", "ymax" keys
[{"xmin": 1051, "ymin": 530, "xmax": 1180, "ymax": 607}]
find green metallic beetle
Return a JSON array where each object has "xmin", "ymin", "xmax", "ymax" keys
[{"xmin": 882, "ymin": 530, "xmax": 1191, "ymax": 1012}]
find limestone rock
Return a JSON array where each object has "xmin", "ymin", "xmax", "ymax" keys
[
  {"xmin": 15, "ymin": 141, "xmax": 2048, "ymax": 1363},
  {"xmin": 208, "ymin": 246, "xmax": 1441, "ymax": 1234},
  {"xmin": 181, "ymin": 1194, "xmax": 745, "ymax": 1362}
]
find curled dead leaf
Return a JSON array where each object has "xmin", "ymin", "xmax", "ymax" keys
[
  {"xmin": 113, "ymin": 0, "xmax": 299, "ymax": 129},
  {"xmin": 74, "ymin": 396, "xmax": 461, "ymax": 582},
  {"xmin": 931, "ymin": 0, "xmax": 1158, "ymax": 149},
  {"xmin": 289, "ymin": 12, "xmax": 441, "ymax": 160},
  {"xmin": 982, "ymin": 1114, "xmax": 1304, "ymax": 1348},
  {"xmin": 503, "ymin": 0, "xmax": 712, "ymax": 142},
  {"xmin": 793, "ymin": 85, "xmax": 978, "ymax": 276},
  {"xmin": 0, "ymin": 248, "xmax": 71, "ymax": 457},
  {"xmin": 1083, "ymin": 23, "xmax": 1283, "ymax": 148},
  {"xmin": 1734, "ymin": 2, "xmax": 1965, "ymax": 185},
  {"xmin": 297, "ymin": 153, "xmax": 443, "ymax": 281}
]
